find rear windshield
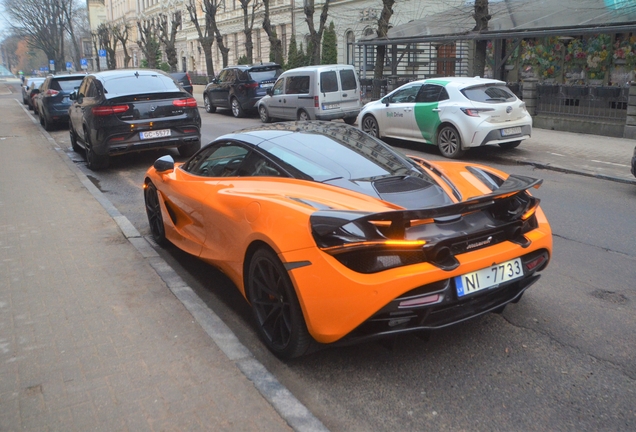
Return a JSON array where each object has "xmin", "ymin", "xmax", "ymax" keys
[
  {"xmin": 102, "ymin": 73, "xmax": 180, "ymax": 96},
  {"xmin": 248, "ymin": 67, "xmax": 282, "ymax": 82},
  {"xmin": 52, "ymin": 78, "xmax": 84, "ymax": 92},
  {"xmin": 462, "ymin": 84, "xmax": 517, "ymax": 103},
  {"xmin": 339, "ymin": 69, "xmax": 357, "ymax": 91}
]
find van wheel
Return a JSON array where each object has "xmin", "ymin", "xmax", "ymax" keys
[
  {"xmin": 231, "ymin": 97, "xmax": 245, "ymax": 118},
  {"xmin": 259, "ymin": 105, "xmax": 271, "ymax": 123},
  {"xmin": 297, "ymin": 110, "xmax": 310, "ymax": 121},
  {"xmin": 343, "ymin": 117, "xmax": 356, "ymax": 125},
  {"xmin": 361, "ymin": 115, "xmax": 380, "ymax": 138},
  {"xmin": 437, "ymin": 126, "xmax": 465, "ymax": 159}
]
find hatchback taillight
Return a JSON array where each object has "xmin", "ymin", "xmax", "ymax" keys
[
  {"xmin": 172, "ymin": 98, "xmax": 197, "ymax": 108},
  {"xmin": 45, "ymin": 89, "xmax": 59, "ymax": 97},
  {"xmin": 92, "ymin": 105, "xmax": 129, "ymax": 116}
]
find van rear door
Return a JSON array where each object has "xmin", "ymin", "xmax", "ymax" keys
[
  {"xmin": 318, "ymin": 70, "xmax": 342, "ymax": 115},
  {"xmin": 337, "ymin": 68, "xmax": 360, "ymax": 115}
]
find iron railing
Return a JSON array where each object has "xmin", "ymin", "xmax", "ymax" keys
[{"xmin": 536, "ymin": 84, "xmax": 628, "ymax": 122}]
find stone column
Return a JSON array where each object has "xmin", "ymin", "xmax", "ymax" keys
[
  {"xmin": 522, "ymin": 78, "xmax": 538, "ymax": 116},
  {"xmin": 624, "ymin": 81, "xmax": 636, "ymax": 139}
]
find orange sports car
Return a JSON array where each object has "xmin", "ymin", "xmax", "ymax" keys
[{"xmin": 143, "ymin": 122, "xmax": 552, "ymax": 359}]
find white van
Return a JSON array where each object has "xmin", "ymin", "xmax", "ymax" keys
[{"xmin": 256, "ymin": 64, "xmax": 361, "ymax": 124}]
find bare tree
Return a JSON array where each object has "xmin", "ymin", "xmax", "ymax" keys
[
  {"xmin": 262, "ymin": 0, "xmax": 283, "ymax": 65},
  {"xmin": 136, "ymin": 19, "xmax": 161, "ymax": 69},
  {"xmin": 373, "ymin": 0, "xmax": 394, "ymax": 98},
  {"xmin": 473, "ymin": 0, "xmax": 491, "ymax": 77},
  {"xmin": 238, "ymin": 0, "xmax": 260, "ymax": 64},
  {"xmin": 97, "ymin": 24, "xmax": 118, "ymax": 70},
  {"xmin": 59, "ymin": 0, "xmax": 83, "ymax": 70},
  {"xmin": 203, "ymin": 0, "xmax": 230, "ymax": 68},
  {"xmin": 186, "ymin": 0, "xmax": 215, "ymax": 78},
  {"xmin": 157, "ymin": 11, "xmax": 182, "ymax": 72},
  {"xmin": 303, "ymin": 0, "xmax": 330, "ymax": 65},
  {"xmin": 112, "ymin": 23, "xmax": 132, "ymax": 68}
]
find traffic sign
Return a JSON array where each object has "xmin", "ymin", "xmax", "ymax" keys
[
  {"xmin": 66, "ymin": 62, "xmax": 72, "ymax": 71},
  {"xmin": 49, "ymin": 60, "xmax": 55, "ymax": 72},
  {"xmin": 80, "ymin": 58, "xmax": 88, "ymax": 70},
  {"xmin": 98, "ymin": 49, "xmax": 107, "ymax": 57}
]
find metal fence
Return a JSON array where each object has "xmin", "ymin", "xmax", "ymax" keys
[{"xmin": 536, "ymin": 84, "xmax": 628, "ymax": 122}]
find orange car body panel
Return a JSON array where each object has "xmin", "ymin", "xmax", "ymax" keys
[{"xmin": 146, "ymin": 158, "xmax": 552, "ymax": 344}]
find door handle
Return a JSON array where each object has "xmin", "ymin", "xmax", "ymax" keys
[
  {"xmin": 342, "ymin": 93, "xmax": 347, "ymax": 97},
  {"xmin": 432, "ymin": 108, "xmax": 441, "ymax": 112}
]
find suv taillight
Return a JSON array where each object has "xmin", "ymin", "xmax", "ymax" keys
[
  {"xmin": 172, "ymin": 98, "xmax": 197, "ymax": 108},
  {"xmin": 45, "ymin": 89, "xmax": 59, "ymax": 97},
  {"xmin": 92, "ymin": 105, "xmax": 129, "ymax": 116}
]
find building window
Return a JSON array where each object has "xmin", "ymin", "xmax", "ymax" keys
[
  {"xmin": 436, "ymin": 43, "xmax": 456, "ymax": 76},
  {"xmin": 346, "ymin": 31, "xmax": 355, "ymax": 64}
]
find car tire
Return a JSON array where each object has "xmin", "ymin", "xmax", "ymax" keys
[
  {"xmin": 499, "ymin": 140, "xmax": 521, "ymax": 149},
  {"xmin": 43, "ymin": 114, "xmax": 54, "ymax": 131},
  {"xmin": 231, "ymin": 97, "xmax": 245, "ymax": 118},
  {"xmin": 204, "ymin": 93, "xmax": 216, "ymax": 113},
  {"xmin": 437, "ymin": 125, "xmax": 466, "ymax": 159},
  {"xmin": 297, "ymin": 109, "xmax": 310, "ymax": 121},
  {"xmin": 361, "ymin": 115, "xmax": 380, "ymax": 138},
  {"xmin": 247, "ymin": 247, "xmax": 312, "ymax": 359},
  {"xmin": 84, "ymin": 130, "xmax": 109, "ymax": 170},
  {"xmin": 144, "ymin": 181, "xmax": 169, "ymax": 247},
  {"xmin": 178, "ymin": 140, "xmax": 201, "ymax": 157},
  {"xmin": 39, "ymin": 113, "xmax": 44, "ymax": 126},
  {"xmin": 343, "ymin": 117, "xmax": 356, "ymax": 125},
  {"xmin": 259, "ymin": 105, "xmax": 271, "ymax": 123},
  {"xmin": 69, "ymin": 126, "xmax": 81, "ymax": 152}
]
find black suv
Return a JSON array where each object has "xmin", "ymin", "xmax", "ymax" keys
[
  {"xmin": 203, "ymin": 63, "xmax": 282, "ymax": 117},
  {"xmin": 35, "ymin": 74, "xmax": 85, "ymax": 130}
]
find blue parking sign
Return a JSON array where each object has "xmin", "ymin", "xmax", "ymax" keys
[{"xmin": 66, "ymin": 62, "xmax": 72, "ymax": 70}]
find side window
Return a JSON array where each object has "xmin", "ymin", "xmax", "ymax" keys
[
  {"xmin": 50, "ymin": 80, "xmax": 62, "ymax": 91},
  {"xmin": 185, "ymin": 142, "xmax": 249, "ymax": 177},
  {"xmin": 237, "ymin": 152, "xmax": 283, "ymax": 177},
  {"xmin": 416, "ymin": 84, "xmax": 444, "ymax": 103},
  {"xmin": 78, "ymin": 79, "xmax": 89, "ymax": 97},
  {"xmin": 439, "ymin": 87, "xmax": 450, "ymax": 101},
  {"xmin": 272, "ymin": 78, "xmax": 285, "ymax": 96},
  {"xmin": 388, "ymin": 85, "xmax": 421, "ymax": 103},
  {"xmin": 236, "ymin": 69, "xmax": 248, "ymax": 81},
  {"xmin": 320, "ymin": 71, "xmax": 338, "ymax": 93},
  {"xmin": 339, "ymin": 69, "xmax": 357, "ymax": 91},
  {"xmin": 86, "ymin": 80, "xmax": 99, "ymax": 98},
  {"xmin": 218, "ymin": 70, "xmax": 229, "ymax": 82},
  {"xmin": 286, "ymin": 76, "xmax": 310, "ymax": 94}
]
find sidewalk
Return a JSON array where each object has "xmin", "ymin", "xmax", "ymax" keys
[
  {"xmin": 0, "ymin": 87, "xmax": 325, "ymax": 430},
  {"xmin": 191, "ymin": 84, "xmax": 636, "ymax": 185}
]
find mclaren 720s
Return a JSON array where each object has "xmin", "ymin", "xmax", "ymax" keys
[{"xmin": 143, "ymin": 121, "xmax": 552, "ymax": 359}]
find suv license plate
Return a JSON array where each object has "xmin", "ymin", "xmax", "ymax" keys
[
  {"xmin": 501, "ymin": 127, "xmax": 522, "ymax": 136},
  {"xmin": 140, "ymin": 129, "xmax": 171, "ymax": 140},
  {"xmin": 455, "ymin": 258, "xmax": 523, "ymax": 297}
]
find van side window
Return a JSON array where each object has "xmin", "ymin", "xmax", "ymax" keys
[
  {"xmin": 320, "ymin": 71, "xmax": 339, "ymax": 93},
  {"xmin": 339, "ymin": 70, "xmax": 357, "ymax": 91},
  {"xmin": 272, "ymin": 78, "xmax": 285, "ymax": 96},
  {"xmin": 286, "ymin": 76, "xmax": 310, "ymax": 94}
]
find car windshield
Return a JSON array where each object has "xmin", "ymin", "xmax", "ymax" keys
[
  {"xmin": 102, "ymin": 73, "xmax": 180, "ymax": 96},
  {"xmin": 248, "ymin": 68, "xmax": 282, "ymax": 82},
  {"xmin": 462, "ymin": 84, "xmax": 517, "ymax": 103}
]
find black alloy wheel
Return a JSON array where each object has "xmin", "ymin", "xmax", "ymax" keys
[
  {"xmin": 361, "ymin": 115, "xmax": 379, "ymax": 137},
  {"xmin": 259, "ymin": 105, "xmax": 271, "ymax": 123},
  {"xmin": 231, "ymin": 97, "xmax": 245, "ymax": 118},
  {"xmin": 204, "ymin": 93, "xmax": 216, "ymax": 113},
  {"xmin": 144, "ymin": 182, "xmax": 169, "ymax": 247},
  {"xmin": 499, "ymin": 140, "xmax": 521, "ymax": 149},
  {"xmin": 84, "ymin": 129, "xmax": 109, "ymax": 170},
  {"xmin": 437, "ymin": 125, "xmax": 466, "ymax": 159},
  {"xmin": 247, "ymin": 248, "xmax": 312, "ymax": 359}
]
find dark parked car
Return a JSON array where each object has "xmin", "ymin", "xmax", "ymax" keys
[
  {"xmin": 35, "ymin": 74, "xmax": 85, "ymax": 130},
  {"xmin": 69, "ymin": 69, "xmax": 201, "ymax": 170},
  {"xmin": 170, "ymin": 72, "xmax": 193, "ymax": 94},
  {"xmin": 22, "ymin": 77, "xmax": 45, "ymax": 111},
  {"xmin": 203, "ymin": 63, "xmax": 282, "ymax": 118}
]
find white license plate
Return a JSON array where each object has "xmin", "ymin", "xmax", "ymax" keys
[
  {"xmin": 261, "ymin": 83, "xmax": 274, "ymax": 88},
  {"xmin": 140, "ymin": 129, "xmax": 171, "ymax": 140},
  {"xmin": 501, "ymin": 126, "xmax": 522, "ymax": 136},
  {"xmin": 322, "ymin": 103, "xmax": 340, "ymax": 110},
  {"xmin": 455, "ymin": 258, "xmax": 523, "ymax": 297}
]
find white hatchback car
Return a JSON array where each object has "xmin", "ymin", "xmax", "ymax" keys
[{"xmin": 358, "ymin": 77, "xmax": 532, "ymax": 158}]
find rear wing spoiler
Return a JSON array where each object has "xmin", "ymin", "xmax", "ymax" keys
[{"xmin": 311, "ymin": 174, "xmax": 542, "ymax": 237}]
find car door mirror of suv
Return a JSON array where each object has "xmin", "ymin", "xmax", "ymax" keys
[{"xmin": 69, "ymin": 91, "xmax": 77, "ymax": 101}]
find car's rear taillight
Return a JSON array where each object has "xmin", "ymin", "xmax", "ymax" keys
[
  {"xmin": 172, "ymin": 98, "xmax": 197, "ymax": 108},
  {"xmin": 245, "ymin": 82, "xmax": 259, "ymax": 89},
  {"xmin": 460, "ymin": 107, "xmax": 495, "ymax": 117},
  {"xmin": 92, "ymin": 105, "xmax": 129, "ymax": 116},
  {"xmin": 45, "ymin": 89, "xmax": 59, "ymax": 97},
  {"xmin": 314, "ymin": 96, "xmax": 319, "ymax": 108},
  {"xmin": 185, "ymin": 72, "xmax": 192, "ymax": 85}
]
